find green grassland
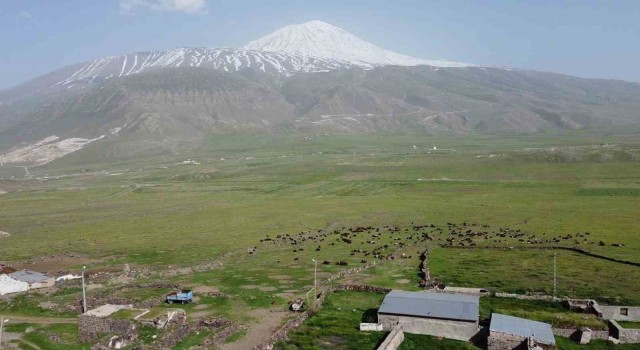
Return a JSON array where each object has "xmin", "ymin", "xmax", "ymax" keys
[
  {"xmin": 1, "ymin": 131, "xmax": 640, "ymax": 348},
  {"xmin": 619, "ymin": 321, "xmax": 640, "ymax": 329}
]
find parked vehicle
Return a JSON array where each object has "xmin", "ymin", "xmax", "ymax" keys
[{"xmin": 165, "ymin": 290, "xmax": 193, "ymax": 304}]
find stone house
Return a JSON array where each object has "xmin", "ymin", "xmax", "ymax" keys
[
  {"xmin": 488, "ymin": 313, "xmax": 555, "ymax": 350},
  {"xmin": 377, "ymin": 290, "xmax": 479, "ymax": 341}
]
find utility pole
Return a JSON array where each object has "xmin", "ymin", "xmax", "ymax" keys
[
  {"xmin": 553, "ymin": 253, "xmax": 557, "ymax": 298},
  {"xmin": 311, "ymin": 259, "xmax": 317, "ymax": 294},
  {"xmin": 0, "ymin": 317, "xmax": 8, "ymax": 349},
  {"xmin": 82, "ymin": 266, "xmax": 87, "ymax": 313}
]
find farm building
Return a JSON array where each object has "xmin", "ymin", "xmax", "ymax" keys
[
  {"xmin": 10, "ymin": 269, "xmax": 55, "ymax": 289},
  {"xmin": 377, "ymin": 290, "xmax": 479, "ymax": 341},
  {"xmin": 489, "ymin": 313, "xmax": 556, "ymax": 350},
  {"xmin": 0, "ymin": 274, "xmax": 29, "ymax": 295}
]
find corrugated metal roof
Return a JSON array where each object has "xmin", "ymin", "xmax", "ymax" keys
[
  {"xmin": 490, "ymin": 313, "xmax": 556, "ymax": 345},
  {"xmin": 378, "ymin": 290, "xmax": 479, "ymax": 322},
  {"xmin": 10, "ymin": 270, "xmax": 52, "ymax": 284}
]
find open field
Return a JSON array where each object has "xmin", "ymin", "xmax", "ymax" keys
[{"xmin": 1, "ymin": 131, "xmax": 639, "ymax": 348}]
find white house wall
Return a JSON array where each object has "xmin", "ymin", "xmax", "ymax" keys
[
  {"xmin": 379, "ymin": 314, "xmax": 478, "ymax": 341},
  {"xmin": 0, "ymin": 274, "xmax": 29, "ymax": 295}
]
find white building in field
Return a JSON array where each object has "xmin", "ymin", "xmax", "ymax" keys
[{"xmin": 0, "ymin": 274, "xmax": 29, "ymax": 295}]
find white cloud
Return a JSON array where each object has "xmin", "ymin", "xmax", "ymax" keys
[
  {"xmin": 120, "ymin": 0, "xmax": 208, "ymax": 14},
  {"xmin": 16, "ymin": 11, "xmax": 33, "ymax": 24}
]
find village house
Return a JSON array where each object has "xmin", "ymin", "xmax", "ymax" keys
[
  {"xmin": 377, "ymin": 290, "xmax": 479, "ymax": 341},
  {"xmin": 488, "ymin": 313, "xmax": 556, "ymax": 350},
  {"xmin": 9, "ymin": 269, "xmax": 55, "ymax": 289}
]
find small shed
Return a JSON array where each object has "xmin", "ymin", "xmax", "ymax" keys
[
  {"xmin": 0, "ymin": 274, "xmax": 29, "ymax": 295},
  {"xmin": 489, "ymin": 313, "xmax": 556, "ymax": 350},
  {"xmin": 10, "ymin": 269, "xmax": 55, "ymax": 289},
  {"xmin": 377, "ymin": 290, "xmax": 479, "ymax": 341}
]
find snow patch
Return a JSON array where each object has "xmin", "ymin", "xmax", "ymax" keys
[{"xmin": 0, "ymin": 231, "xmax": 10, "ymax": 238}]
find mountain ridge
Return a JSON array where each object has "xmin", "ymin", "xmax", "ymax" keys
[{"xmin": 1, "ymin": 21, "xmax": 640, "ymax": 166}]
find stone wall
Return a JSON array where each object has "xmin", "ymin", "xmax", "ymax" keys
[
  {"xmin": 202, "ymin": 324, "xmax": 244, "ymax": 347},
  {"xmin": 494, "ymin": 292, "xmax": 560, "ymax": 302},
  {"xmin": 360, "ymin": 323, "xmax": 384, "ymax": 331},
  {"xmin": 599, "ymin": 306, "xmax": 640, "ymax": 321},
  {"xmin": 253, "ymin": 312, "xmax": 310, "ymax": 350},
  {"xmin": 377, "ymin": 325, "xmax": 404, "ymax": 350},
  {"xmin": 78, "ymin": 315, "xmax": 135, "ymax": 343},
  {"xmin": 488, "ymin": 331, "xmax": 526, "ymax": 350},
  {"xmin": 552, "ymin": 328, "xmax": 608, "ymax": 341},
  {"xmin": 325, "ymin": 265, "xmax": 374, "ymax": 283},
  {"xmin": 333, "ymin": 284, "xmax": 392, "ymax": 294},
  {"xmin": 610, "ymin": 320, "xmax": 640, "ymax": 344},
  {"xmin": 378, "ymin": 314, "xmax": 478, "ymax": 341},
  {"xmin": 488, "ymin": 332, "xmax": 556, "ymax": 350}
]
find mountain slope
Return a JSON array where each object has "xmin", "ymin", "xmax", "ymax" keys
[
  {"xmin": 243, "ymin": 20, "xmax": 469, "ymax": 68},
  {"xmin": 0, "ymin": 48, "xmax": 356, "ymax": 104},
  {"xmin": 2, "ymin": 20, "xmax": 640, "ymax": 166},
  {"xmin": 284, "ymin": 66, "xmax": 640, "ymax": 133},
  {"xmin": 0, "ymin": 67, "xmax": 295, "ymax": 160}
]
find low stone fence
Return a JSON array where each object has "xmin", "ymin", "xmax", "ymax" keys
[
  {"xmin": 360, "ymin": 323, "xmax": 384, "ymax": 331},
  {"xmin": 377, "ymin": 325, "xmax": 404, "ymax": 350},
  {"xmin": 494, "ymin": 292, "xmax": 561, "ymax": 302},
  {"xmin": 253, "ymin": 312, "xmax": 310, "ymax": 350},
  {"xmin": 333, "ymin": 284, "xmax": 392, "ymax": 294},
  {"xmin": 552, "ymin": 328, "xmax": 609, "ymax": 340},
  {"xmin": 610, "ymin": 320, "xmax": 640, "ymax": 344},
  {"xmin": 201, "ymin": 324, "xmax": 245, "ymax": 348},
  {"xmin": 325, "ymin": 265, "xmax": 374, "ymax": 283}
]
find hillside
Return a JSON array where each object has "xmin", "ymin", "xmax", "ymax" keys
[{"xmin": 1, "ymin": 20, "xmax": 640, "ymax": 165}]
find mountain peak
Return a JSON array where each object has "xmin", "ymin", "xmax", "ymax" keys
[{"xmin": 243, "ymin": 20, "xmax": 470, "ymax": 68}]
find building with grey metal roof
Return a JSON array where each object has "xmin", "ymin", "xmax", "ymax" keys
[
  {"xmin": 377, "ymin": 290, "xmax": 480, "ymax": 341},
  {"xmin": 489, "ymin": 313, "xmax": 556, "ymax": 349},
  {"xmin": 378, "ymin": 290, "xmax": 479, "ymax": 321},
  {"xmin": 9, "ymin": 270, "xmax": 55, "ymax": 289}
]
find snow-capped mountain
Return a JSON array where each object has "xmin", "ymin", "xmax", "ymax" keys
[
  {"xmin": 55, "ymin": 48, "xmax": 355, "ymax": 87},
  {"xmin": 243, "ymin": 20, "xmax": 469, "ymax": 68},
  {"xmin": 2, "ymin": 19, "xmax": 640, "ymax": 166},
  {"xmin": 1, "ymin": 20, "xmax": 469, "ymax": 103}
]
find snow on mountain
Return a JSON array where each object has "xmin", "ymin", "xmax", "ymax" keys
[
  {"xmin": 0, "ymin": 20, "xmax": 470, "ymax": 102},
  {"xmin": 52, "ymin": 47, "xmax": 355, "ymax": 88},
  {"xmin": 243, "ymin": 20, "xmax": 470, "ymax": 68}
]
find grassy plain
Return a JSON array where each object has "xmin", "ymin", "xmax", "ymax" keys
[{"xmin": 0, "ymin": 131, "xmax": 639, "ymax": 348}]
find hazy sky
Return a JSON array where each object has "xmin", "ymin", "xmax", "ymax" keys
[{"xmin": 1, "ymin": 0, "xmax": 639, "ymax": 89}]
